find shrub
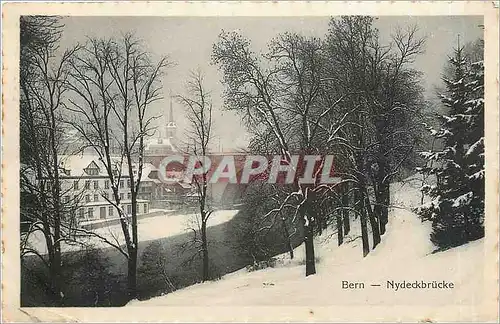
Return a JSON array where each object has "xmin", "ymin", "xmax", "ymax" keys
[
  {"xmin": 63, "ymin": 247, "xmax": 121, "ymax": 306},
  {"xmin": 246, "ymin": 257, "xmax": 277, "ymax": 272},
  {"xmin": 139, "ymin": 241, "xmax": 177, "ymax": 297},
  {"xmin": 297, "ymin": 255, "xmax": 321, "ymax": 266}
]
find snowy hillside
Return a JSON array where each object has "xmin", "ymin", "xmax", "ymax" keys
[
  {"xmin": 128, "ymin": 178, "xmax": 484, "ymax": 308},
  {"xmin": 26, "ymin": 209, "xmax": 239, "ymax": 254}
]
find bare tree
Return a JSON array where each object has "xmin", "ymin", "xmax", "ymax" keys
[
  {"xmin": 322, "ymin": 17, "xmax": 426, "ymax": 255},
  {"xmin": 175, "ymin": 70, "xmax": 214, "ymax": 282},
  {"xmin": 372, "ymin": 24, "xmax": 426, "ymax": 235},
  {"xmin": 65, "ymin": 34, "xmax": 170, "ymax": 300},
  {"xmin": 212, "ymin": 30, "xmax": 352, "ymax": 276},
  {"xmin": 19, "ymin": 16, "xmax": 83, "ymax": 304},
  {"xmin": 213, "ymin": 17, "xmax": 427, "ymax": 270}
]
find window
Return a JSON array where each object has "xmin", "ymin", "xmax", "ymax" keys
[
  {"xmin": 108, "ymin": 206, "xmax": 114, "ymax": 217},
  {"xmin": 94, "ymin": 194, "xmax": 98, "ymax": 202},
  {"xmin": 85, "ymin": 195, "xmax": 90, "ymax": 203},
  {"xmin": 87, "ymin": 207, "xmax": 94, "ymax": 219},
  {"xmin": 127, "ymin": 179, "xmax": 131, "ymax": 188},
  {"xmin": 103, "ymin": 192, "xmax": 109, "ymax": 200},
  {"xmin": 94, "ymin": 181, "xmax": 99, "ymax": 189},
  {"xmin": 120, "ymin": 193, "xmax": 124, "ymax": 200},
  {"xmin": 127, "ymin": 193, "xmax": 131, "ymax": 200},
  {"xmin": 143, "ymin": 203, "xmax": 148, "ymax": 214},
  {"xmin": 78, "ymin": 208, "xmax": 84, "ymax": 219},
  {"xmin": 127, "ymin": 204, "xmax": 132, "ymax": 214},
  {"xmin": 104, "ymin": 180, "xmax": 110, "ymax": 189},
  {"xmin": 86, "ymin": 168, "xmax": 98, "ymax": 176},
  {"xmin": 85, "ymin": 180, "xmax": 90, "ymax": 189},
  {"xmin": 100, "ymin": 206, "xmax": 106, "ymax": 219},
  {"xmin": 73, "ymin": 180, "xmax": 79, "ymax": 190},
  {"xmin": 120, "ymin": 180, "xmax": 124, "ymax": 188},
  {"xmin": 64, "ymin": 196, "xmax": 70, "ymax": 203}
]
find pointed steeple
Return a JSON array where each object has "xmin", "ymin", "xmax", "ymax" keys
[
  {"xmin": 168, "ymin": 97, "xmax": 174, "ymax": 124},
  {"xmin": 166, "ymin": 96, "xmax": 177, "ymax": 140}
]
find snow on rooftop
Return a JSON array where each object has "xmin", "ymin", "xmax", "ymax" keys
[
  {"xmin": 58, "ymin": 154, "xmax": 155, "ymax": 179},
  {"xmin": 145, "ymin": 137, "xmax": 178, "ymax": 153}
]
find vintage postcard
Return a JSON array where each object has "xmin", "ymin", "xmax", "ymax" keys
[{"xmin": 2, "ymin": 1, "xmax": 499, "ymax": 322}]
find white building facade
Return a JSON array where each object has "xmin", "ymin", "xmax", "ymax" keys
[{"xmin": 58, "ymin": 155, "xmax": 150, "ymax": 222}]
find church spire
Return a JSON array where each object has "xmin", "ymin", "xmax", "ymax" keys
[
  {"xmin": 168, "ymin": 96, "xmax": 174, "ymax": 123},
  {"xmin": 166, "ymin": 96, "xmax": 177, "ymax": 140}
]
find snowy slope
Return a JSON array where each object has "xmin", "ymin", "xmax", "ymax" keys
[
  {"xmin": 26, "ymin": 209, "xmax": 239, "ymax": 254},
  {"xmin": 127, "ymin": 179, "xmax": 485, "ymax": 307}
]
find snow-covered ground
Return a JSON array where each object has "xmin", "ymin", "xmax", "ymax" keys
[
  {"xmin": 77, "ymin": 209, "xmax": 176, "ymax": 226},
  {"xmin": 128, "ymin": 178, "xmax": 485, "ymax": 309},
  {"xmin": 26, "ymin": 209, "xmax": 240, "ymax": 254}
]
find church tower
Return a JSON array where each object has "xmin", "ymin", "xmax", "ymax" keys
[{"xmin": 146, "ymin": 96, "xmax": 179, "ymax": 157}]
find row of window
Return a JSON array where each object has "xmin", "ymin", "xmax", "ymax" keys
[
  {"xmin": 73, "ymin": 179, "xmax": 132, "ymax": 190},
  {"xmin": 84, "ymin": 167, "xmax": 138, "ymax": 177},
  {"xmin": 64, "ymin": 192, "xmax": 135, "ymax": 203},
  {"xmin": 77, "ymin": 203, "xmax": 149, "ymax": 220},
  {"xmin": 85, "ymin": 167, "xmax": 99, "ymax": 176}
]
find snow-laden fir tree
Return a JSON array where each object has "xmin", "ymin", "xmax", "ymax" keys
[{"xmin": 417, "ymin": 44, "xmax": 484, "ymax": 250}]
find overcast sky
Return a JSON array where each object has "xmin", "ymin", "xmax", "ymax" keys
[{"xmin": 58, "ymin": 16, "xmax": 483, "ymax": 151}]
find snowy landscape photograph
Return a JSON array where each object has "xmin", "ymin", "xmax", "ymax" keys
[{"xmin": 3, "ymin": 2, "xmax": 498, "ymax": 322}]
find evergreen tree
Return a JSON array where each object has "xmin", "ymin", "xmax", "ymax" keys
[
  {"xmin": 462, "ymin": 58, "xmax": 485, "ymax": 238},
  {"xmin": 417, "ymin": 44, "xmax": 484, "ymax": 250}
]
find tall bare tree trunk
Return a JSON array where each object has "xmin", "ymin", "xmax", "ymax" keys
[
  {"xmin": 301, "ymin": 200, "xmax": 316, "ymax": 276},
  {"xmin": 127, "ymin": 248, "xmax": 138, "ymax": 300},
  {"xmin": 128, "ymin": 192, "xmax": 139, "ymax": 300},
  {"xmin": 379, "ymin": 183, "xmax": 390, "ymax": 235},
  {"xmin": 360, "ymin": 209, "xmax": 370, "ymax": 257},
  {"xmin": 304, "ymin": 221, "xmax": 316, "ymax": 276},
  {"xmin": 342, "ymin": 182, "xmax": 350, "ymax": 235},
  {"xmin": 337, "ymin": 212, "xmax": 344, "ymax": 246},
  {"xmin": 355, "ymin": 127, "xmax": 370, "ymax": 257},
  {"xmin": 374, "ymin": 153, "xmax": 389, "ymax": 236},
  {"xmin": 281, "ymin": 216, "xmax": 294, "ymax": 259},
  {"xmin": 201, "ymin": 218, "xmax": 209, "ymax": 281},
  {"xmin": 49, "ymin": 103, "xmax": 63, "ymax": 303},
  {"xmin": 355, "ymin": 187, "xmax": 370, "ymax": 257},
  {"xmin": 365, "ymin": 192, "xmax": 381, "ymax": 248}
]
